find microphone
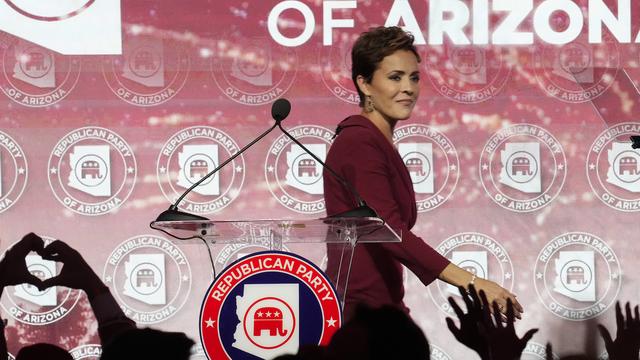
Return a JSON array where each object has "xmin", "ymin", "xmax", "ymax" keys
[
  {"xmin": 152, "ymin": 99, "xmax": 291, "ymax": 223},
  {"xmin": 273, "ymin": 101, "xmax": 377, "ymax": 218}
]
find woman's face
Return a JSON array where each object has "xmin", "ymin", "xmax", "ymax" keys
[{"xmin": 359, "ymin": 50, "xmax": 420, "ymax": 122}]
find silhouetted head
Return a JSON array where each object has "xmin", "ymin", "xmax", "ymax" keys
[
  {"xmin": 16, "ymin": 343, "xmax": 72, "ymax": 360},
  {"xmin": 326, "ymin": 304, "xmax": 429, "ymax": 360},
  {"xmin": 100, "ymin": 327, "xmax": 194, "ymax": 360}
]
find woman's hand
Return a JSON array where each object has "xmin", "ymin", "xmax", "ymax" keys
[{"xmin": 473, "ymin": 277, "xmax": 523, "ymax": 320}]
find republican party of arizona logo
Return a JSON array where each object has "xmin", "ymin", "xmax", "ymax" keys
[
  {"xmin": 428, "ymin": 232, "xmax": 514, "ymax": 316},
  {"xmin": 103, "ymin": 235, "xmax": 191, "ymax": 324},
  {"xmin": 265, "ymin": 125, "xmax": 333, "ymax": 214},
  {"xmin": 211, "ymin": 33, "xmax": 297, "ymax": 105},
  {"xmin": 480, "ymin": 124, "xmax": 566, "ymax": 213},
  {"xmin": 534, "ymin": 232, "xmax": 621, "ymax": 321},
  {"xmin": 48, "ymin": 127, "xmax": 136, "ymax": 216},
  {"xmin": 70, "ymin": 344, "xmax": 101, "ymax": 360},
  {"xmin": 200, "ymin": 251, "xmax": 341, "ymax": 359},
  {"xmin": 0, "ymin": 38, "xmax": 80, "ymax": 107},
  {"xmin": 425, "ymin": 44, "xmax": 510, "ymax": 103},
  {"xmin": 0, "ymin": 236, "xmax": 81, "ymax": 326},
  {"xmin": 393, "ymin": 124, "xmax": 459, "ymax": 212},
  {"xmin": 157, "ymin": 126, "xmax": 245, "ymax": 215},
  {"xmin": 0, "ymin": 130, "xmax": 27, "ymax": 213},
  {"xmin": 521, "ymin": 341, "xmax": 558, "ymax": 360},
  {"xmin": 103, "ymin": 35, "xmax": 189, "ymax": 106},
  {"xmin": 319, "ymin": 33, "xmax": 359, "ymax": 104},
  {"xmin": 587, "ymin": 123, "xmax": 640, "ymax": 212},
  {"xmin": 534, "ymin": 36, "xmax": 619, "ymax": 103}
]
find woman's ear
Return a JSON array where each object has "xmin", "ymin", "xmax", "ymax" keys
[{"xmin": 356, "ymin": 75, "xmax": 371, "ymax": 97}]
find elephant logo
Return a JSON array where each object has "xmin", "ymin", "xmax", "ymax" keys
[{"xmin": 253, "ymin": 306, "xmax": 288, "ymax": 337}]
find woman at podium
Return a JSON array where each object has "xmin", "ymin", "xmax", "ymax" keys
[{"xmin": 323, "ymin": 26, "xmax": 522, "ymax": 321}]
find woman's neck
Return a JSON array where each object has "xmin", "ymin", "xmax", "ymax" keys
[{"xmin": 360, "ymin": 111, "xmax": 397, "ymax": 144}]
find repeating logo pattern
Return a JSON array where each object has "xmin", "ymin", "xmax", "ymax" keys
[
  {"xmin": 425, "ymin": 45, "xmax": 510, "ymax": 103},
  {"xmin": 48, "ymin": 127, "xmax": 136, "ymax": 216},
  {"xmin": 103, "ymin": 235, "xmax": 192, "ymax": 324},
  {"xmin": 212, "ymin": 35, "xmax": 297, "ymax": 105},
  {"xmin": 534, "ymin": 232, "xmax": 621, "ymax": 321},
  {"xmin": 0, "ymin": 236, "xmax": 81, "ymax": 325},
  {"xmin": 393, "ymin": 124, "xmax": 459, "ymax": 212},
  {"xmin": 200, "ymin": 251, "xmax": 341, "ymax": 359},
  {"xmin": 319, "ymin": 34, "xmax": 359, "ymax": 104},
  {"xmin": 480, "ymin": 124, "xmax": 566, "ymax": 212},
  {"xmin": 0, "ymin": 38, "xmax": 80, "ymax": 107},
  {"xmin": 103, "ymin": 36, "xmax": 189, "ymax": 106},
  {"xmin": 428, "ymin": 232, "xmax": 514, "ymax": 316},
  {"xmin": 534, "ymin": 38, "xmax": 619, "ymax": 103},
  {"xmin": 0, "ymin": 130, "xmax": 27, "ymax": 213},
  {"xmin": 587, "ymin": 123, "xmax": 640, "ymax": 212},
  {"xmin": 157, "ymin": 126, "xmax": 245, "ymax": 215},
  {"xmin": 265, "ymin": 125, "xmax": 333, "ymax": 214}
]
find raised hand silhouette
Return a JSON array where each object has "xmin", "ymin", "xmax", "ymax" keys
[
  {"xmin": 598, "ymin": 301, "xmax": 640, "ymax": 360},
  {"xmin": 0, "ymin": 233, "xmax": 45, "ymax": 289},
  {"xmin": 447, "ymin": 284, "xmax": 537, "ymax": 360}
]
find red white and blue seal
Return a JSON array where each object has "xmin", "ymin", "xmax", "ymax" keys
[{"xmin": 200, "ymin": 251, "xmax": 342, "ymax": 359}]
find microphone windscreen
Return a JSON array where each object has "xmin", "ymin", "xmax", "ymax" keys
[{"xmin": 271, "ymin": 98, "xmax": 291, "ymax": 121}]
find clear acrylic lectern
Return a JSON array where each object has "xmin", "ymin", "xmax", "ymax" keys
[{"xmin": 150, "ymin": 217, "xmax": 401, "ymax": 308}]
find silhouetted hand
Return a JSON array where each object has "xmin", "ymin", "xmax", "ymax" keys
[
  {"xmin": 37, "ymin": 240, "xmax": 106, "ymax": 299},
  {"xmin": 598, "ymin": 301, "xmax": 640, "ymax": 360},
  {"xmin": 447, "ymin": 284, "xmax": 537, "ymax": 360},
  {"xmin": 480, "ymin": 293, "xmax": 538, "ymax": 360},
  {"xmin": 0, "ymin": 233, "xmax": 45, "ymax": 289},
  {"xmin": 446, "ymin": 285, "xmax": 490, "ymax": 359}
]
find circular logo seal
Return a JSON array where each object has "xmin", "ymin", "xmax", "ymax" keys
[
  {"xmin": 4, "ymin": 0, "xmax": 95, "ymax": 21},
  {"xmin": 319, "ymin": 34, "xmax": 359, "ymax": 104},
  {"xmin": 103, "ymin": 36, "xmax": 189, "ymax": 106},
  {"xmin": 0, "ymin": 130, "xmax": 27, "ymax": 213},
  {"xmin": 47, "ymin": 127, "xmax": 136, "ymax": 216},
  {"xmin": 425, "ymin": 45, "xmax": 510, "ymax": 103},
  {"xmin": 265, "ymin": 125, "xmax": 333, "ymax": 214},
  {"xmin": 428, "ymin": 232, "xmax": 514, "ymax": 316},
  {"xmin": 200, "ymin": 251, "xmax": 341, "ymax": 360},
  {"xmin": 479, "ymin": 124, "xmax": 566, "ymax": 213},
  {"xmin": 0, "ymin": 38, "xmax": 80, "ymax": 107},
  {"xmin": 430, "ymin": 343, "xmax": 453, "ymax": 360},
  {"xmin": 211, "ymin": 34, "xmax": 297, "ymax": 105},
  {"xmin": 586, "ymin": 123, "xmax": 640, "ymax": 212},
  {"xmin": 102, "ymin": 235, "xmax": 192, "ymax": 324},
  {"xmin": 521, "ymin": 341, "xmax": 558, "ymax": 360},
  {"xmin": 393, "ymin": 124, "xmax": 459, "ymax": 212},
  {"xmin": 534, "ymin": 38, "xmax": 619, "ymax": 103},
  {"xmin": 157, "ymin": 126, "xmax": 245, "ymax": 215},
  {"xmin": 70, "ymin": 344, "xmax": 101, "ymax": 360},
  {"xmin": 534, "ymin": 232, "xmax": 621, "ymax": 321},
  {"xmin": 0, "ymin": 236, "xmax": 81, "ymax": 326}
]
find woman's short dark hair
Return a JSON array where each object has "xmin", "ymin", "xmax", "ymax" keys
[{"xmin": 351, "ymin": 26, "xmax": 421, "ymax": 107}]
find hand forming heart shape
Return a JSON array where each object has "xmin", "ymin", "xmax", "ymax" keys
[{"xmin": 0, "ymin": 232, "xmax": 46, "ymax": 289}]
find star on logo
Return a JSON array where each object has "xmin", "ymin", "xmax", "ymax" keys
[
  {"xmin": 50, "ymin": 167, "xmax": 57, "ymax": 174},
  {"xmin": 482, "ymin": 164, "xmax": 489, "ymax": 171},
  {"xmin": 268, "ymin": 165, "xmax": 274, "ymax": 172},
  {"xmin": 17, "ymin": 168, "xmax": 25, "ymax": 175},
  {"xmin": 612, "ymin": 273, "xmax": 619, "ymax": 279},
  {"xmin": 536, "ymin": 272, "xmax": 543, "ymax": 279},
  {"xmin": 127, "ymin": 167, "xmax": 134, "ymax": 174},
  {"xmin": 558, "ymin": 164, "xmax": 565, "ymax": 170},
  {"xmin": 159, "ymin": 166, "xmax": 166, "ymax": 174},
  {"xmin": 450, "ymin": 164, "xmax": 457, "ymax": 171},
  {"xmin": 505, "ymin": 272, "xmax": 512, "ymax": 280},
  {"xmin": 589, "ymin": 163, "xmax": 596, "ymax": 170},
  {"xmin": 182, "ymin": 275, "xmax": 189, "ymax": 282},
  {"xmin": 326, "ymin": 317, "xmax": 337, "ymax": 327},
  {"xmin": 105, "ymin": 276, "xmax": 112, "ymax": 283},
  {"xmin": 235, "ymin": 166, "xmax": 242, "ymax": 173},
  {"xmin": 205, "ymin": 318, "xmax": 215, "ymax": 327}
]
